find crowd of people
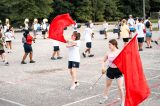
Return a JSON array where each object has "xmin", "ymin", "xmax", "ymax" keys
[{"xmin": 0, "ymin": 15, "xmax": 160, "ymax": 106}]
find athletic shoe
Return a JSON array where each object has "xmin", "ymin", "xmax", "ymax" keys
[
  {"xmin": 88, "ymin": 54, "xmax": 94, "ymax": 57},
  {"xmin": 21, "ymin": 61, "xmax": 27, "ymax": 64},
  {"xmin": 51, "ymin": 57, "xmax": 56, "ymax": 60},
  {"xmin": 99, "ymin": 96, "xmax": 108, "ymax": 104},
  {"xmin": 150, "ymin": 46, "xmax": 152, "ymax": 48},
  {"xmin": 75, "ymin": 82, "xmax": 80, "ymax": 86},
  {"xmin": 139, "ymin": 49, "xmax": 143, "ymax": 51},
  {"xmin": 155, "ymin": 41, "xmax": 158, "ymax": 45},
  {"xmin": 146, "ymin": 46, "xmax": 150, "ymax": 48},
  {"xmin": 30, "ymin": 60, "xmax": 35, "ymax": 63},
  {"xmin": 5, "ymin": 62, "xmax": 9, "ymax": 66},
  {"xmin": 57, "ymin": 57, "xmax": 63, "ymax": 59},
  {"xmin": 70, "ymin": 84, "xmax": 77, "ymax": 90},
  {"xmin": 82, "ymin": 52, "xmax": 86, "ymax": 58}
]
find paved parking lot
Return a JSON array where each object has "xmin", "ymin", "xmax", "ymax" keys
[{"xmin": 0, "ymin": 25, "xmax": 160, "ymax": 106}]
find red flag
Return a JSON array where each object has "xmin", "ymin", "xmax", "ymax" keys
[
  {"xmin": 113, "ymin": 34, "xmax": 150, "ymax": 106},
  {"xmin": 49, "ymin": 13, "xmax": 75, "ymax": 43}
]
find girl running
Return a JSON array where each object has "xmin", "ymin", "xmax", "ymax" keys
[{"xmin": 66, "ymin": 31, "xmax": 81, "ymax": 90}]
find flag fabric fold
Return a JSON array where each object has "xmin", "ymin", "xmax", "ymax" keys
[
  {"xmin": 113, "ymin": 34, "xmax": 150, "ymax": 106},
  {"xmin": 49, "ymin": 13, "xmax": 75, "ymax": 43}
]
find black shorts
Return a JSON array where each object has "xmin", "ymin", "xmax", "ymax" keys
[
  {"xmin": 86, "ymin": 42, "xmax": 92, "ymax": 48},
  {"xmin": 137, "ymin": 37, "xmax": 144, "ymax": 43},
  {"xmin": 0, "ymin": 50, "xmax": 5, "ymax": 55},
  {"xmin": 68, "ymin": 61, "xmax": 80, "ymax": 69},
  {"xmin": 106, "ymin": 67, "xmax": 122, "ymax": 79},
  {"xmin": 42, "ymin": 31, "xmax": 46, "ymax": 35},
  {"xmin": 54, "ymin": 46, "xmax": 59, "ymax": 51},
  {"xmin": 24, "ymin": 43, "xmax": 32, "ymax": 53},
  {"xmin": 123, "ymin": 38, "xmax": 129, "ymax": 42},
  {"xmin": 6, "ymin": 41, "xmax": 11, "ymax": 43}
]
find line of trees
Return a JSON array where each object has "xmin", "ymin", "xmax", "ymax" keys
[{"xmin": 0, "ymin": 0, "xmax": 160, "ymax": 26}]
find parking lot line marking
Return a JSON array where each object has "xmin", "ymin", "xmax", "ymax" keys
[
  {"xmin": 151, "ymin": 91, "xmax": 160, "ymax": 95},
  {"xmin": 0, "ymin": 98, "xmax": 26, "ymax": 106},
  {"xmin": 62, "ymin": 88, "xmax": 118, "ymax": 106},
  {"xmin": 147, "ymin": 74, "xmax": 160, "ymax": 80}
]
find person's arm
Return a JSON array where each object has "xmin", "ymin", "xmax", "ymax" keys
[
  {"xmin": 66, "ymin": 41, "xmax": 77, "ymax": 48},
  {"xmin": 101, "ymin": 54, "xmax": 108, "ymax": 74}
]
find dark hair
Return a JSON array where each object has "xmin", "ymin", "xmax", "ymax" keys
[
  {"xmin": 138, "ymin": 18, "xmax": 143, "ymax": 22},
  {"xmin": 145, "ymin": 16, "xmax": 149, "ymax": 19},
  {"xmin": 145, "ymin": 21, "xmax": 150, "ymax": 28},
  {"xmin": 72, "ymin": 31, "xmax": 80, "ymax": 40},
  {"xmin": 109, "ymin": 39, "xmax": 118, "ymax": 49},
  {"xmin": 23, "ymin": 30, "xmax": 29, "ymax": 38}
]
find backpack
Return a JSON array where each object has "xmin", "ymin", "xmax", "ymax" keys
[{"xmin": 22, "ymin": 37, "xmax": 26, "ymax": 43}]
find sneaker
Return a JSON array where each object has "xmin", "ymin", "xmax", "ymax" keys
[
  {"xmin": 70, "ymin": 84, "xmax": 77, "ymax": 90},
  {"xmin": 21, "ymin": 61, "xmax": 27, "ymax": 64},
  {"xmin": 139, "ymin": 49, "xmax": 143, "ymax": 51},
  {"xmin": 146, "ymin": 46, "xmax": 150, "ymax": 48},
  {"xmin": 99, "ymin": 96, "xmax": 108, "ymax": 104},
  {"xmin": 104, "ymin": 38, "xmax": 107, "ymax": 39},
  {"xmin": 88, "ymin": 54, "xmax": 94, "ymax": 57},
  {"xmin": 30, "ymin": 60, "xmax": 35, "ymax": 63},
  {"xmin": 5, "ymin": 62, "xmax": 9, "ymax": 66},
  {"xmin": 150, "ymin": 46, "xmax": 152, "ymax": 48},
  {"xmin": 51, "ymin": 57, "xmax": 56, "ymax": 60},
  {"xmin": 155, "ymin": 41, "xmax": 158, "ymax": 45},
  {"xmin": 57, "ymin": 57, "xmax": 63, "ymax": 59},
  {"xmin": 75, "ymin": 82, "xmax": 80, "ymax": 86},
  {"xmin": 82, "ymin": 52, "xmax": 86, "ymax": 58}
]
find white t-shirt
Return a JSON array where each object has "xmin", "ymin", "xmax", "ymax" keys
[
  {"xmin": 53, "ymin": 40, "xmax": 59, "ymax": 46},
  {"xmin": 42, "ymin": 23, "xmax": 47, "ymax": 31},
  {"xmin": 136, "ymin": 23, "xmax": 145, "ymax": 38},
  {"xmin": 34, "ymin": 23, "xmax": 38, "ymax": 30},
  {"xmin": 103, "ymin": 23, "xmax": 108, "ymax": 31},
  {"xmin": 5, "ymin": 31, "xmax": 13, "ymax": 41},
  {"xmin": 68, "ymin": 40, "xmax": 80, "ymax": 62},
  {"xmin": 84, "ymin": 28, "xmax": 92, "ymax": 42},
  {"xmin": 127, "ymin": 18, "xmax": 135, "ymax": 28}
]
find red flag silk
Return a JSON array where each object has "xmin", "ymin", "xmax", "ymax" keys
[
  {"xmin": 49, "ymin": 13, "xmax": 75, "ymax": 43},
  {"xmin": 113, "ymin": 34, "xmax": 150, "ymax": 106}
]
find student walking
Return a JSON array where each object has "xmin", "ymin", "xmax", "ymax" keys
[
  {"xmin": 100, "ymin": 39, "xmax": 124, "ymax": 106},
  {"xmin": 51, "ymin": 40, "xmax": 62, "ymax": 60},
  {"xmin": 82, "ymin": 24, "xmax": 94, "ymax": 58},
  {"xmin": 135, "ymin": 18, "xmax": 145, "ymax": 51},
  {"xmin": 66, "ymin": 31, "xmax": 81, "ymax": 90},
  {"xmin": 21, "ymin": 30, "xmax": 35, "ymax": 64},
  {"xmin": 145, "ymin": 19, "xmax": 153, "ymax": 48},
  {"xmin": 103, "ymin": 21, "xmax": 109, "ymax": 39},
  {"xmin": 0, "ymin": 32, "xmax": 9, "ymax": 65},
  {"xmin": 120, "ymin": 19, "xmax": 130, "ymax": 46}
]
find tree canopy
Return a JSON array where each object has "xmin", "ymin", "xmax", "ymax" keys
[{"xmin": 0, "ymin": 0, "xmax": 160, "ymax": 26}]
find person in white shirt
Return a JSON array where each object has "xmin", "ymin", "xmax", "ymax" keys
[
  {"xmin": 66, "ymin": 31, "xmax": 81, "ymax": 90},
  {"xmin": 82, "ymin": 24, "xmax": 94, "ymax": 57},
  {"xmin": 127, "ymin": 15, "xmax": 135, "ymax": 38},
  {"xmin": 24, "ymin": 18, "xmax": 29, "ymax": 30},
  {"xmin": 33, "ymin": 19, "xmax": 38, "ymax": 39},
  {"xmin": 103, "ymin": 21, "xmax": 109, "ymax": 39},
  {"xmin": 41, "ymin": 19, "xmax": 48, "ymax": 39},
  {"xmin": 135, "ymin": 18, "xmax": 145, "ymax": 51},
  {"xmin": 4, "ymin": 29, "xmax": 14, "ymax": 53},
  {"xmin": 51, "ymin": 40, "xmax": 62, "ymax": 60}
]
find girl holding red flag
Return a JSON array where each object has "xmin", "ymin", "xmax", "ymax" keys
[
  {"xmin": 100, "ymin": 39, "xmax": 125, "ymax": 106},
  {"xmin": 66, "ymin": 31, "xmax": 81, "ymax": 90}
]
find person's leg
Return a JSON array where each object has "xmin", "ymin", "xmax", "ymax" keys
[
  {"xmin": 1, "ymin": 53, "xmax": 9, "ymax": 65},
  {"xmin": 70, "ymin": 68, "xmax": 77, "ymax": 84},
  {"xmin": 9, "ymin": 41, "xmax": 12, "ymax": 50},
  {"xmin": 146, "ymin": 37, "xmax": 150, "ymax": 47},
  {"xmin": 104, "ymin": 32, "xmax": 107, "ymax": 39},
  {"xmin": 103, "ymin": 79, "xmax": 112, "ymax": 97},
  {"xmin": 117, "ymin": 77, "xmax": 125, "ymax": 106},
  {"xmin": 52, "ymin": 51, "xmax": 56, "ymax": 58},
  {"xmin": 29, "ymin": 52, "xmax": 35, "ymax": 62},
  {"xmin": 21, "ymin": 53, "xmax": 28, "ymax": 63}
]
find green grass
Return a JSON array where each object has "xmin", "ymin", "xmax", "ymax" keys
[{"xmin": 150, "ymin": 19, "xmax": 158, "ymax": 23}]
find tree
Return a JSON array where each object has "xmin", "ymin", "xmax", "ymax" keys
[
  {"xmin": 105, "ymin": 0, "xmax": 123, "ymax": 20},
  {"xmin": 0, "ymin": 0, "xmax": 53, "ymax": 25}
]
